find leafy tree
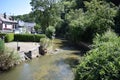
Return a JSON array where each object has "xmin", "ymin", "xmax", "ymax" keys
[
  {"xmin": 13, "ymin": 12, "xmax": 35, "ymax": 22},
  {"xmin": 66, "ymin": 0, "xmax": 117, "ymax": 43},
  {"xmin": 30, "ymin": 0, "xmax": 61, "ymax": 33}
]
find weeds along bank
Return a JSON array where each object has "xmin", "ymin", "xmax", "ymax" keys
[{"xmin": 0, "ymin": 39, "xmax": 20, "ymax": 71}]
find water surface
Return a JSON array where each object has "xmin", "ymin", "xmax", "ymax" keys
[{"xmin": 0, "ymin": 39, "xmax": 81, "ymax": 80}]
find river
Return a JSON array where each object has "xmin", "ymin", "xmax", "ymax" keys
[{"xmin": 0, "ymin": 39, "xmax": 81, "ymax": 80}]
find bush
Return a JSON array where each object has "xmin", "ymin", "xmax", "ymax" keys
[
  {"xmin": 39, "ymin": 37, "xmax": 52, "ymax": 55},
  {"xmin": 40, "ymin": 38, "xmax": 52, "ymax": 49},
  {"xmin": 5, "ymin": 33, "xmax": 14, "ymax": 42},
  {"xmin": 0, "ymin": 33, "xmax": 14, "ymax": 42},
  {"xmin": 75, "ymin": 30, "xmax": 120, "ymax": 80},
  {"xmin": 0, "ymin": 39, "xmax": 5, "ymax": 53},
  {"xmin": 34, "ymin": 34, "xmax": 46, "ymax": 42},
  {"xmin": 0, "ymin": 39, "xmax": 20, "ymax": 71},
  {"xmin": 14, "ymin": 34, "xmax": 46, "ymax": 42},
  {"xmin": 46, "ymin": 26, "xmax": 55, "ymax": 39}
]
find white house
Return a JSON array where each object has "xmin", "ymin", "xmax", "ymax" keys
[
  {"xmin": 0, "ymin": 13, "xmax": 18, "ymax": 33},
  {"xmin": 0, "ymin": 13, "xmax": 36, "ymax": 34},
  {"xmin": 16, "ymin": 20, "xmax": 36, "ymax": 34}
]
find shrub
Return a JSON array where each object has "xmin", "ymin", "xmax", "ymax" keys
[
  {"xmin": 34, "ymin": 34, "xmax": 46, "ymax": 42},
  {"xmin": 0, "ymin": 48, "xmax": 20, "ymax": 71},
  {"xmin": 40, "ymin": 38, "xmax": 52, "ymax": 49},
  {"xmin": 46, "ymin": 26, "xmax": 55, "ymax": 39},
  {"xmin": 0, "ymin": 39, "xmax": 20, "ymax": 71},
  {"xmin": 0, "ymin": 33, "xmax": 14, "ymax": 42},
  {"xmin": 5, "ymin": 33, "xmax": 14, "ymax": 42},
  {"xmin": 14, "ymin": 34, "xmax": 46, "ymax": 42},
  {"xmin": 75, "ymin": 30, "xmax": 120, "ymax": 80},
  {"xmin": 39, "ymin": 37, "xmax": 52, "ymax": 55},
  {"xmin": 0, "ymin": 39, "xmax": 5, "ymax": 53}
]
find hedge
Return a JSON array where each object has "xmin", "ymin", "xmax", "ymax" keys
[
  {"xmin": 0, "ymin": 33, "xmax": 14, "ymax": 42},
  {"xmin": 14, "ymin": 34, "xmax": 46, "ymax": 42},
  {"xmin": 0, "ymin": 33, "xmax": 46, "ymax": 42}
]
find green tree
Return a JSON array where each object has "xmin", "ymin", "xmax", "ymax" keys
[
  {"xmin": 65, "ymin": 0, "xmax": 117, "ymax": 43},
  {"xmin": 30, "ymin": 0, "xmax": 61, "ymax": 33},
  {"xmin": 13, "ymin": 12, "xmax": 35, "ymax": 22}
]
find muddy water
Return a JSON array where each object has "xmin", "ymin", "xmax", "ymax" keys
[{"xmin": 0, "ymin": 39, "xmax": 81, "ymax": 80}]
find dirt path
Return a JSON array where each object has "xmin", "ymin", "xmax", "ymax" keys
[{"xmin": 5, "ymin": 42, "xmax": 39, "ymax": 52}]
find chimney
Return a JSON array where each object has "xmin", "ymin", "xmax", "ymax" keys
[{"xmin": 4, "ymin": 13, "xmax": 6, "ymax": 19}]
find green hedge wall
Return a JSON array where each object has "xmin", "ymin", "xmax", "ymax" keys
[
  {"xmin": 0, "ymin": 33, "xmax": 46, "ymax": 42},
  {"xmin": 14, "ymin": 34, "xmax": 46, "ymax": 42}
]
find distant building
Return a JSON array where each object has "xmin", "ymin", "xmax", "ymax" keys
[
  {"xmin": 0, "ymin": 13, "xmax": 36, "ymax": 34},
  {"xmin": 0, "ymin": 13, "xmax": 18, "ymax": 33},
  {"xmin": 17, "ymin": 20, "xmax": 36, "ymax": 34}
]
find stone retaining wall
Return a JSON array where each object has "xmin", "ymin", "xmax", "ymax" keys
[{"xmin": 19, "ymin": 45, "xmax": 40, "ymax": 60}]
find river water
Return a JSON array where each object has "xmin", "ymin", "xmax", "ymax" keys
[{"xmin": 0, "ymin": 39, "xmax": 80, "ymax": 80}]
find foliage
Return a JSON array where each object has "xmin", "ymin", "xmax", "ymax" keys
[
  {"xmin": 105, "ymin": 0, "xmax": 120, "ymax": 6},
  {"xmin": 75, "ymin": 30, "xmax": 120, "ymax": 80},
  {"xmin": 40, "ymin": 37, "xmax": 52, "ymax": 50},
  {"xmin": 5, "ymin": 33, "xmax": 14, "ymax": 42},
  {"xmin": 66, "ymin": 0, "xmax": 117, "ymax": 42},
  {"xmin": 0, "ymin": 33, "xmax": 14, "ymax": 42},
  {"xmin": 0, "ymin": 49, "xmax": 20, "ymax": 71},
  {"xmin": 13, "ymin": 12, "xmax": 35, "ymax": 22},
  {"xmin": 34, "ymin": 24, "xmax": 42, "ymax": 33},
  {"xmin": 14, "ymin": 34, "xmax": 46, "ymax": 42},
  {"xmin": 0, "ymin": 39, "xmax": 20, "ymax": 71},
  {"xmin": 46, "ymin": 26, "xmax": 55, "ymax": 38},
  {"xmin": 115, "ymin": 7, "xmax": 120, "ymax": 34},
  {"xmin": 0, "ymin": 39, "xmax": 5, "ymax": 53},
  {"xmin": 66, "ymin": 9, "xmax": 87, "ymax": 42},
  {"xmin": 30, "ymin": 0, "xmax": 62, "ymax": 33}
]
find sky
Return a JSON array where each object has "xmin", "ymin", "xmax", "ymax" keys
[{"xmin": 0, "ymin": 0, "xmax": 32, "ymax": 16}]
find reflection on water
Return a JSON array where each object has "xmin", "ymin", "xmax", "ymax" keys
[
  {"xmin": 0, "ymin": 52, "xmax": 79, "ymax": 80},
  {"xmin": 0, "ymin": 39, "xmax": 81, "ymax": 80}
]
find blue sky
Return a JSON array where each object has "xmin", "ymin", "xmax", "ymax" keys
[{"xmin": 0, "ymin": 0, "xmax": 32, "ymax": 15}]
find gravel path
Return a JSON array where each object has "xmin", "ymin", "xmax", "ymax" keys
[{"xmin": 5, "ymin": 42, "xmax": 40, "ymax": 52}]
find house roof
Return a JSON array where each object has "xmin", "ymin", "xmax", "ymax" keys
[{"xmin": 0, "ymin": 14, "xmax": 17, "ymax": 24}]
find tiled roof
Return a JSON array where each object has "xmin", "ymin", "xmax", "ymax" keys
[{"xmin": 0, "ymin": 14, "xmax": 17, "ymax": 23}]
